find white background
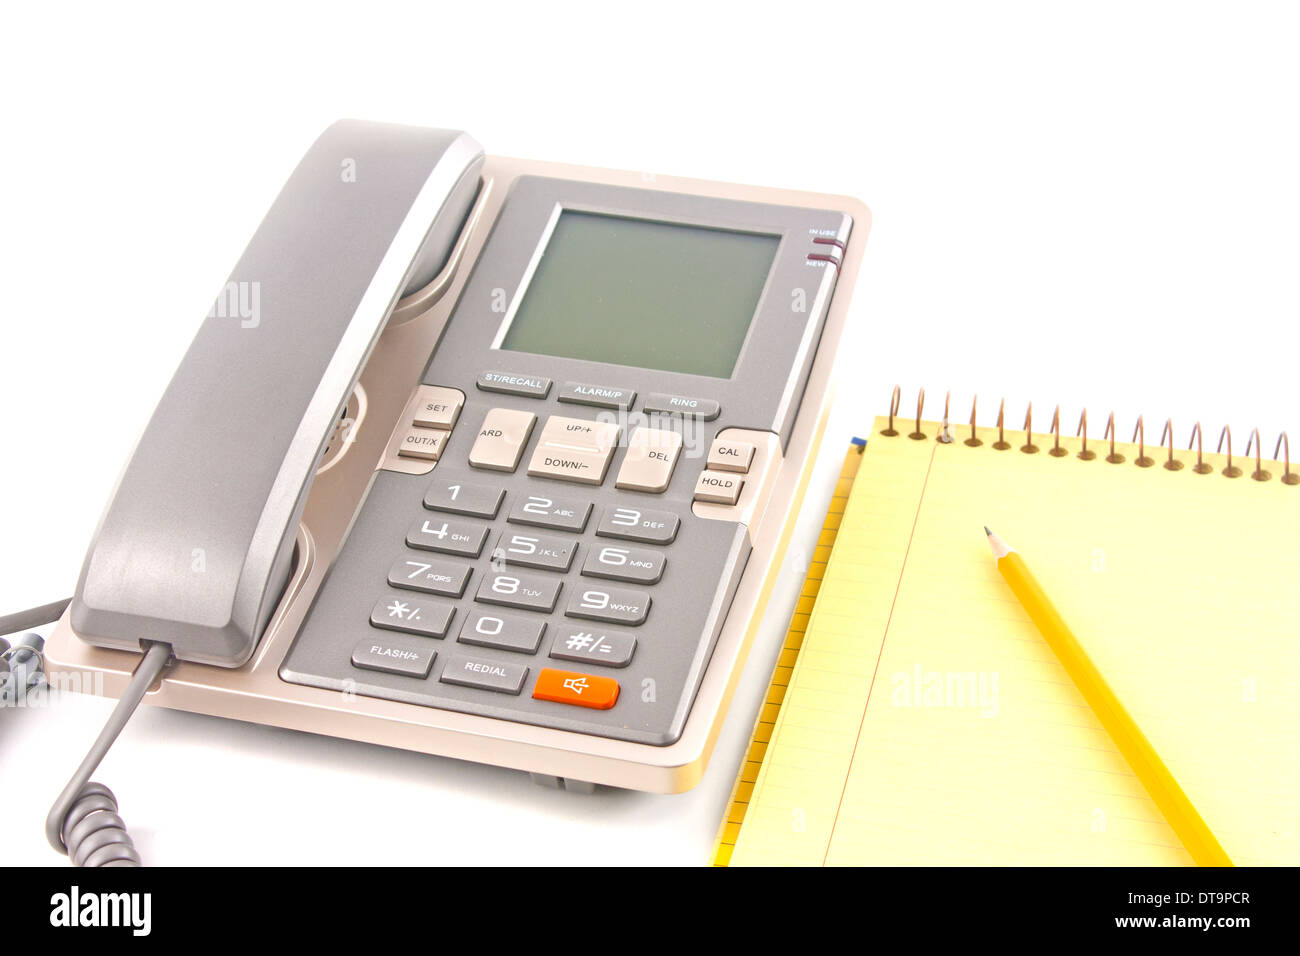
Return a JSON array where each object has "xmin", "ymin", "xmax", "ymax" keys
[{"xmin": 3, "ymin": 1, "xmax": 1297, "ymax": 865}]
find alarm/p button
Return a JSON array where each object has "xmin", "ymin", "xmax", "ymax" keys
[{"xmin": 532, "ymin": 668, "xmax": 620, "ymax": 709}]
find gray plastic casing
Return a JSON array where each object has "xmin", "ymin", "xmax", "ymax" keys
[{"xmin": 70, "ymin": 120, "xmax": 484, "ymax": 667}]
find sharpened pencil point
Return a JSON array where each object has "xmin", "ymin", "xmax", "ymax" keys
[{"xmin": 984, "ymin": 526, "xmax": 992, "ymax": 536}]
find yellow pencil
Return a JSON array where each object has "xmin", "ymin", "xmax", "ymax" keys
[{"xmin": 984, "ymin": 527, "xmax": 1233, "ymax": 867}]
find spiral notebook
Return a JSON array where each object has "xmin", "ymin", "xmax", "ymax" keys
[{"xmin": 720, "ymin": 393, "xmax": 1299, "ymax": 866}]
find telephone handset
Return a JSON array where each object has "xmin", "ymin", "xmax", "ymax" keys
[
  {"xmin": 71, "ymin": 121, "xmax": 484, "ymax": 666},
  {"xmin": 43, "ymin": 120, "xmax": 870, "ymax": 835}
]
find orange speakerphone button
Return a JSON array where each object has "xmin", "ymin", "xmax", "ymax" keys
[{"xmin": 532, "ymin": 668, "xmax": 620, "ymax": 709}]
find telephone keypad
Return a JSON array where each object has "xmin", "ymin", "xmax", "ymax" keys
[
  {"xmin": 287, "ymin": 385, "xmax": 754, "ymax": 747},
  {"xmin": 388, "ymin": 556, "xmax": 473, "ymax": 597}
]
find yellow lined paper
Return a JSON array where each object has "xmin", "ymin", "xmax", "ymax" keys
[{"xmin": 728, "ymin": 419, "xmax": 1300, "ymax": 866}]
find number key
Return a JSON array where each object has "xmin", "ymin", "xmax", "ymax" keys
[
  {"xmin": 565, "ymin": 585, "xmax": 650, "ymax": 626},
  {"xmin": 581, "ymin": 544, "xmax": 664, "ymax": 584},
  {"xmin": 491, "ymin": 530, "xmax": 578, "ymax": 572},
  {"xmin": 475, "ymin": 569, "xmax": 562, "ymax": 612},
  {"xmin": 424, "ymin": 480, "xmax": 504, "ymax": 518},
  {"xmin": 595, "ymin": 506, "xmax": 679, "ymax": 544},
  {"xmin": 507, "ymin": 493, "xmax": 592, "ymax": 533},
  {"xmin": 406, "ymin": 516, "xmax": 489, "ymax": 557}
]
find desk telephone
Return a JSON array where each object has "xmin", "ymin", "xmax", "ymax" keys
[{"xmin": 28, "ymin": 120, "xmax": 868, "ymax": 863}]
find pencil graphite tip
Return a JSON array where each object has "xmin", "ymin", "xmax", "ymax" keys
[{"xmin": 985, "ymin": 528, "xmax": 1015, "ymax": 560}]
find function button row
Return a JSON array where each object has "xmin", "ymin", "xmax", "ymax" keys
[
  {"xmin": 508, "ymin": 493, "xmax": 592, "ymax": 533},
  {"xmin": 476, "ymin": 371, "xmax": 552, "ymax": 399},
  {"xmin": 557, "ymin": 381, "xmax": 637, "ymax": 411},
  {"xmin": 491, "ymin": 529, "xmax": 577, "ymax": 572},
  {"xmin": 614, "ymin": 427, "xmax": 682, "ymax": 494},
  {"xmin": 458, "ymin": 608, "xmax": 546, "ymax": 654},
  {"xmin": 642, "ymin": 392, "xmax": 720, "ymax": 421},
  {"xmin": 581, "ymin": 544, "xmax": 664, "ymax": 584},
  {"xmin": 565, "ymin": 585, "xmax": 650, "ymax": 626},
  {"xmin": 527, "ymin": 415, "xmax": 621, "ymax": 485},
  {"xmin": 468, "ymin": 408, "xmax": 537, "ymax": 472},
  {"xmin": 397, "ymin": 385, "xmax": 464, "ymax": 463},
  {"xmin": 475, "ymin": 569, "xmax": 562, "ymax": 613},
  {"xmin": 595, "ymin": 506, "xmax": 679, "ymax": 544},
  {"xmin": 406, "ymin": 516, "xmax": 489, "ymax": 558},
  {"xmin": 549, "ymin": 626, "xmax": 636, "ymax": 668},
  {"xmin": 370, "ymin": 594, "xmax": 456, "ymax": 639},
  {"xmin": 424, "ymin": 480, "xmax": 504, "ymax": 518},
  {"xmin": 388, "ymin": 556, "xmax": 472, "ymax": 597}
]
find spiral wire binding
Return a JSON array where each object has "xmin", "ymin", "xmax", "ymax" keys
[{"xmin": 876, "ymin": 387, "xmax": 1296, "ymax": 488}]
